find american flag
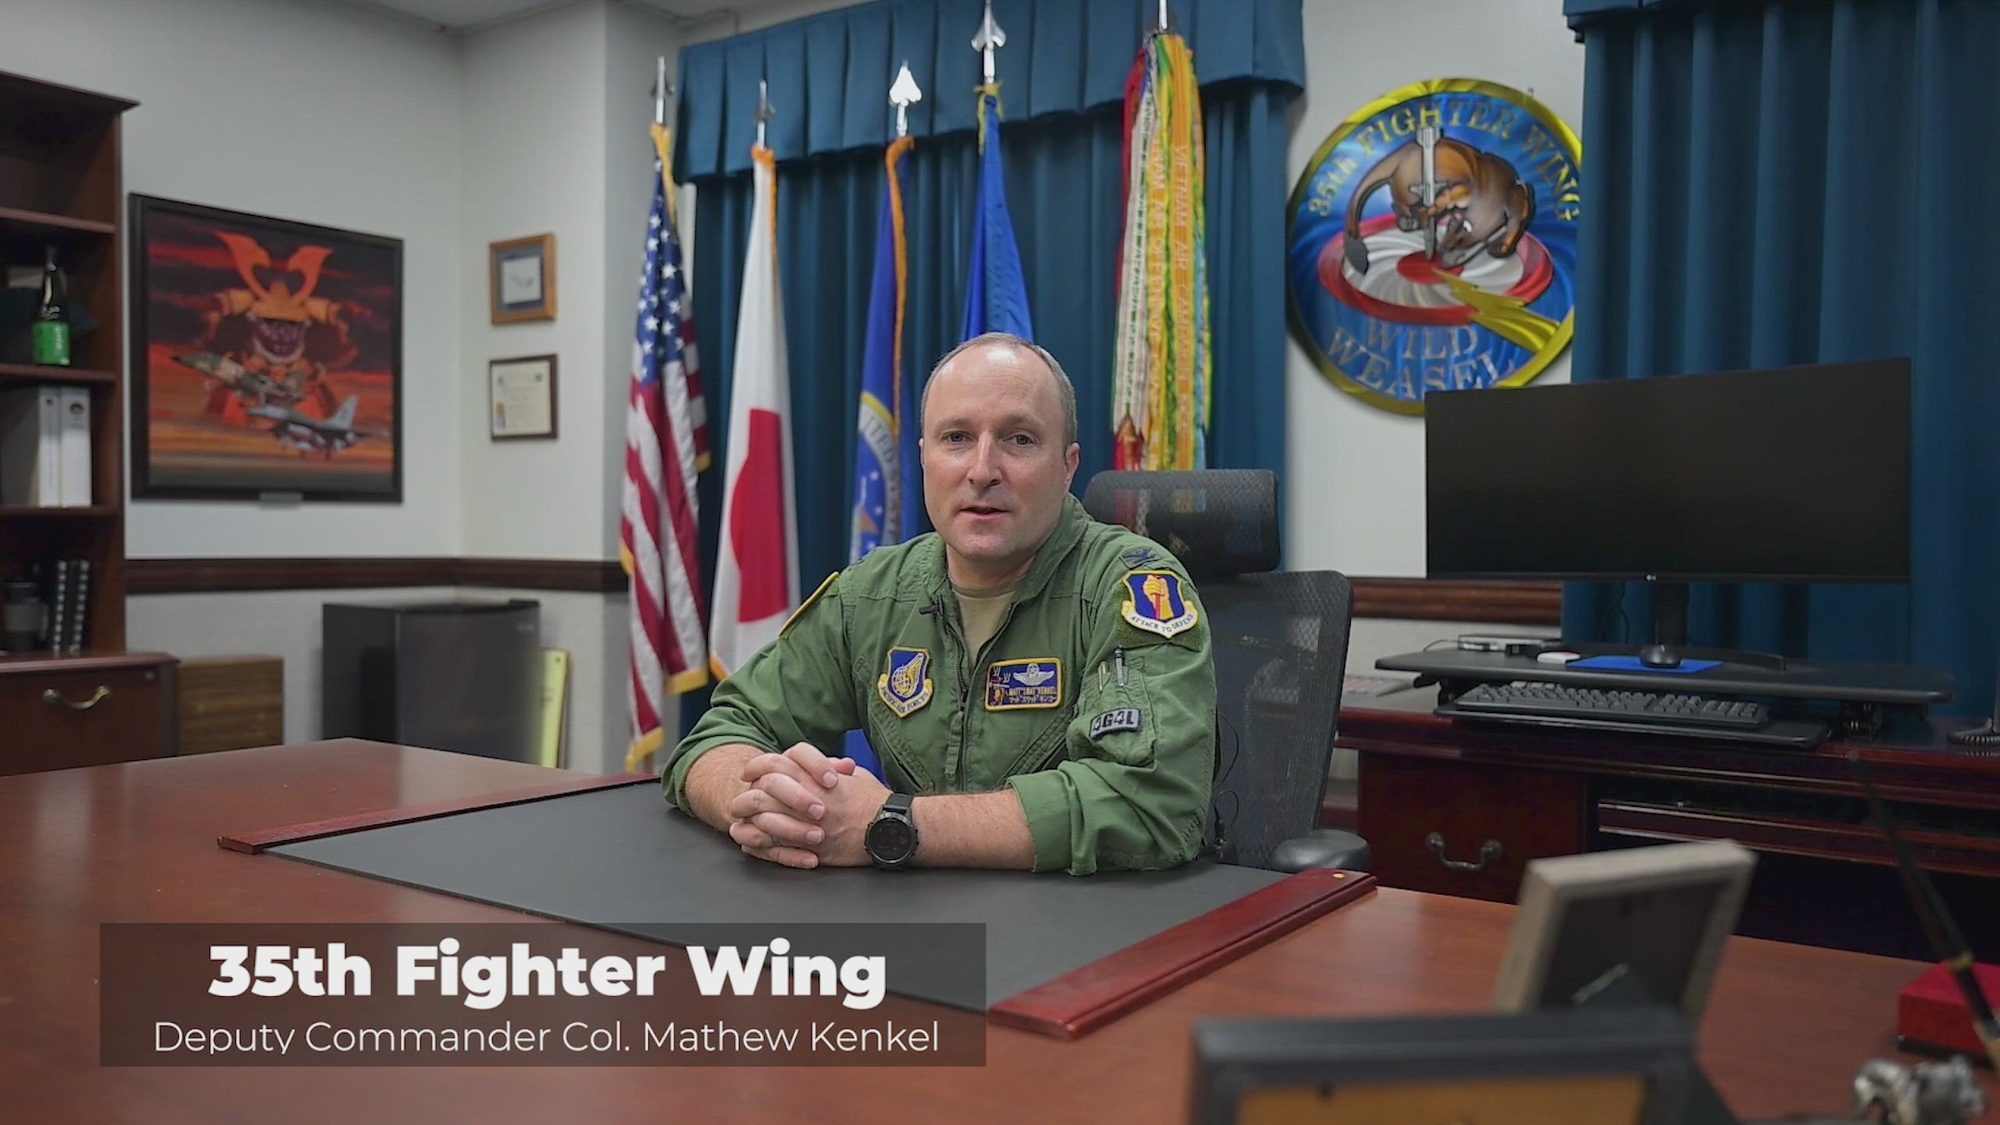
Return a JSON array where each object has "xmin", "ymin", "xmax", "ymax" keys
[{"xmin": 621, "ymin": 122, "xmax": 711, "ymax": 772}]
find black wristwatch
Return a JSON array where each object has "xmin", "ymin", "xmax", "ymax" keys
[{"xmin": 864, "ymin": 794, "xmax": 919, "ymax": 869}]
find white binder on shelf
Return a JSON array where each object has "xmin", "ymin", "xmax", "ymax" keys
[
  {"xmin": 56, "ymin": 385, "xmax": 90, "ymax": 506},
  {"xmin": 0, "ymin": 384, "xmax": 62, "ymax": 507}
]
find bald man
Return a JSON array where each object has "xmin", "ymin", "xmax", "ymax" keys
[{"xmin": 662, "ymin": 333, "xmax": 1216, "ymax": 875}]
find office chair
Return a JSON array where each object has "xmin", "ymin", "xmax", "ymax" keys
[{"xmin": 1080, "ymin": 469, "xmax": 1370, "ymax": 873}]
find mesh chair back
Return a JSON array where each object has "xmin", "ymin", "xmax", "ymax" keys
[
  {"xmin": 1204, "ymin": 572, "xmax": 1353, "ymax": 869},
  {"xmin": 1080, "ymin": 470, "xmax": 1353, "ymax": 870},
  {"xmin": 1079, "ymin": 470, "xmax": 1278, "ymax": 581}
]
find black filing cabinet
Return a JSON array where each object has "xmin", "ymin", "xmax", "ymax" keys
[{"xmin": 321, "ymin": 599, "xmax": 540, "ymax": 763}]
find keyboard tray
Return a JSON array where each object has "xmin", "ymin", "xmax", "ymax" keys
[{"xmin": 1434, "ymin": 703, "xmax": 1831, "ymax": 749}]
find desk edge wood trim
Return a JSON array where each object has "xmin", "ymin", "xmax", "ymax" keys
[
  {"xmin": 217, "ymin": 772, "xmax": 657, "ymax": 853},
  {"xmin": 989, "ymin": 870, "xmax": 1378, "ymax": 1039},
  {"xmin": 130, "ymin": 557, "xmax": 628, "ymax": 594}
]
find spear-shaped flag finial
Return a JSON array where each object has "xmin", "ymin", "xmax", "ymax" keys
[
  {"xmin": 889, "ymin": 62, "xmax": 922, "ymax": 138},
  {"xmin": 652, "ymin": 56, "xmax": 673, "ymax": 126},
  {"xmin": 972, "ymin": 0, "xmax": 1005, "ymax": 85}
]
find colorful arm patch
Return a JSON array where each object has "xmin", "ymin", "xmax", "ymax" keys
[{"xmin": 1119, "ymin": 569, "xmax": 1198, "ymax": 639}]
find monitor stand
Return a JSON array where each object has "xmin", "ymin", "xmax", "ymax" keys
[{"xmin": 1638, "ymin": 580, "xmax": 1787, "ymax": 672}]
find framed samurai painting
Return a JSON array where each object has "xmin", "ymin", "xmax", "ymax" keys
[{"xmin": 128, "ymin": 194, "xmax": 403, "ymax": 502}]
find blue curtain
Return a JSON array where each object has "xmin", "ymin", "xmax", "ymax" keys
[
  {"xmin": 1562, "ymin": 0, "xmax": 2000, "ymax": 715},
  {"xmin": 679, "ymin": 0, "xmax": 1300, "ymax": 663}
]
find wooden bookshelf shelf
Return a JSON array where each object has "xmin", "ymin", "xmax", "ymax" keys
[
  {"xmin": 0, "ymin": 70, "xmax": 164, "ymax": 777},
  {"xmin": 0, "ymin": 206, "xmax": 116, "ymax": 237},
  {"xmin": 0, "ymin": 363, "xmax": 117, "ymax": 386},
  {"xmin": 1, "ymin": 72, "xmax": 138, "ymax": 640}
]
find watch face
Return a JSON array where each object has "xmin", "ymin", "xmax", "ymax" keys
[{"xmin": 868, "ymin": 816, "xmax": 916, "ymax": 862}]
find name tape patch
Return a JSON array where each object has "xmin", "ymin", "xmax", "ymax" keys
[
  {"xmin": 986, "ymin": 659, "xmax": 1063, "ymax": 710},
  {"xmin": 1089, "ymin": 708, "xmax": 1143, "ymax": 740}
]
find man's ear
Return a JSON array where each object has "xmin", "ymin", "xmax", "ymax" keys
[{"xmin": 1064, "ymin": 442, "xmax": 1080, "ymax": 485}]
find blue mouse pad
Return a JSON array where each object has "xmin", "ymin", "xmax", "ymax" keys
[{"xmin": 1570, "ymin": 655, "xmax": 1721, "ymax": 674}]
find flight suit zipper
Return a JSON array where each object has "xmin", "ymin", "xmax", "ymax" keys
[{"xmin": 939, "ymin": 594, "xmax": 1018, "ymax": 788}]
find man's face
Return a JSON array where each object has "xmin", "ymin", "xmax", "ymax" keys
[{"xmin": 920, "ymin": 343, "xmax": 1080, "ymax": 586}]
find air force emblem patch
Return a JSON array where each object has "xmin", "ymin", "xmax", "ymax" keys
[
  {"xmin": 985, "ymin": 659, "xmax": 1063, "ymax": 710},
  {"xmin": 878, "ymin": 648, "xmax": 934, "ymax": 718},
  {"xmin": 1120, "ymin": 570, "xmax": 1198, "ymax": 639}
]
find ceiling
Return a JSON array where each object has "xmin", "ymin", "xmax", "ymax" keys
[{"xmin": 343, "ymin": 0, "xmax": 799, "ymax": 32}]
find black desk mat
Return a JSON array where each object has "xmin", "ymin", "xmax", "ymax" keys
[{"xmin": 270, "ymin": 781, "xmax": 1293, "ymax": 1011}]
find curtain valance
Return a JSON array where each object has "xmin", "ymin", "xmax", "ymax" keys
[{"xmin": 674, "ymin": 0, "xmax": 1304, "ymax": 179}]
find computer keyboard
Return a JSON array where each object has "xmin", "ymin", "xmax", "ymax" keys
[
  {"xmin": 1450, "ymin": 681, "xmax": 1770, "ymax": 729},
  {"xmin": 1434, "ymin": 679, "xmax": 1828, "ymax": 748}
]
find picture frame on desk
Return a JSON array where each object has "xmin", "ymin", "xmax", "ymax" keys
[
  {"xmin": 1491, "ymin": 840, "xmax": 1756, "ymax": 1023},
  {"xmin": 127, "ymin": 195, "xmax": 403, "ymax": 503}
]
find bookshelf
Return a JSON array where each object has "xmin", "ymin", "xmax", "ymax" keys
[{"xmin": 0, "ymin": 70, "xmax": 175, "ymax": 773}]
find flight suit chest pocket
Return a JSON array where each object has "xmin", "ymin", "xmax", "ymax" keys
[{"xmin": 984, "ymin": 658, "xmax": 1071, "ymax": 784}]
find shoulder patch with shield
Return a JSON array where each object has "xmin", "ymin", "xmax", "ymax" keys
[{"xmin": 1119, "ymin": 569, "xmax": 1198, "ymax": 639}]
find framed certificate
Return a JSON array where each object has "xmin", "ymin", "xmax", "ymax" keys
[
  {"xmin": 489, "ymin": 233, "xmax": 556, "ymax": 323},
  {"xmin": 489, "ymin": 354, "xmax": 557, "ymax": 440}
]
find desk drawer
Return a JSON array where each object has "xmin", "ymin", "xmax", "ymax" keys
[
  {"xmin": 0, "ymin": 664, "xmax": 169, "ymax": 775},
  {"xmin": 1358, "ymin": 754, "xmax": 1589, "ymax": 902}
]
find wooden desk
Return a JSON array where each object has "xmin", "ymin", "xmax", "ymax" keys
[
  {"xmin": 0, "ymin": 740, "xmax": 1984, "ymax": 1123},
  {"xmin": 1341, "ymin": 689, "xmax": 2000, "ymax": 959}
]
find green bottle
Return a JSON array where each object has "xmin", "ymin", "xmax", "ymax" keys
[{"xmin": 32, "ymin": 245, "xmax": 69, "ymax": 366}]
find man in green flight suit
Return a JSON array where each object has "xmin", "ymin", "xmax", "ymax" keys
[{"xmin": 663, "ymin": 332, "xmax": 1215, "ymax": 875}]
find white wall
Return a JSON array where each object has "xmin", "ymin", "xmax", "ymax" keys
[
  {"xmin": 453, "ymin": 0, "xmax": 685, "ymax": 772},
  {"xmin": 1285, "ymin": 0, "xmax": 1585, "ymax": 577},
  {"xmin": 0, "ymin": 0, "xmax": 467, "ymax": 559},
  {"xmin": 459, "ymin": 0, "xmax": 613, "ymax": 561}
]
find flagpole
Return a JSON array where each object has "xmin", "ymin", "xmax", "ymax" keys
[
  {"xmin": 756, "ymin": 79, "xmax": 771, "ymax": 149},
  {"xmin": 652, "ymin": 57, "xmax": 672, "ymax": 126},
  {"xmin": 623, "ymin": 54, "xmax": 711, "ymax": 769}
]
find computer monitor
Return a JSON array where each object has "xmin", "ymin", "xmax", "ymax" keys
[{"xmin": 1424, "ymin": 358, "xmax": 1911, "ymax": 665}]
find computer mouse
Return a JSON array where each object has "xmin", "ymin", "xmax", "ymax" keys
[{"xmin": 1638, "ymin": 644, "xmax": 1682, "ymax": 669}]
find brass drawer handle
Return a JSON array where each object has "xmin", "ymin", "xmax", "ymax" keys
[
  {"xmin": 43, "ymin": 685, "xmax": 111, "ymax": 711},
  {"xmin": 1426, "ymin": 832, "xmax": 1502, "ymax": 873}
]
